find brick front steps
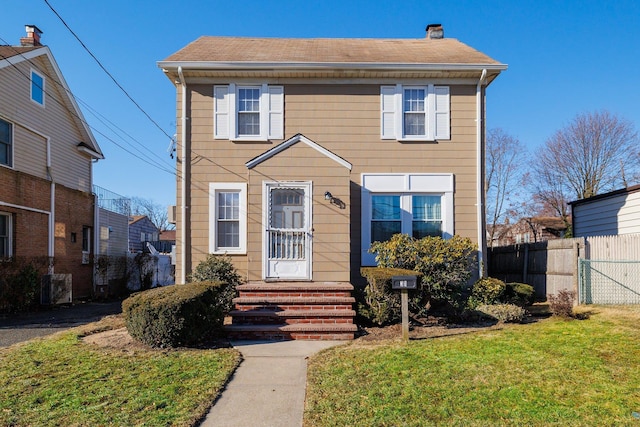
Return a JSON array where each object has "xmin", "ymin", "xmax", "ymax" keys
[{"xmin": 225, "ymin": 282, "xmax": 357, "ymax": 340}]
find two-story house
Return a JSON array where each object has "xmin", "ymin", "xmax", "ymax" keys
[
  {"xmin": 0, "ymin": 26, "xmax": 103, "ymax": 301},
  {"xmin": 158, "ymin": 25, "xmax": 506, "ymax": 339}
]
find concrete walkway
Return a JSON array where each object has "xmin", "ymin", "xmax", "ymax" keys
[{"xmin": 200, "ymin": 340, "xmax": 344, "ymax": 427}]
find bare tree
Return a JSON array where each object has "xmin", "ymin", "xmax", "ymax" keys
[
  {"xmin": 534, "ymin": 110, "xmax": 639, "ymax": 205},
  {"xmin": 485, "ymin": 128, "xmax": 527, "ymax": 247},
  {"xmin": 130, "ymin": 197, "xmax": 174, "ymax": 231}
]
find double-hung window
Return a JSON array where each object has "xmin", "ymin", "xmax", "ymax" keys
[
  {"xmin": 237, "ymin": 87, "xmax": 261, "ymax": 136},
  {"xmin": 361, "ymin": 173, "xmax": 454, "ymax": 266},
  {"xmin": 214, "ymin": 84, "xmax": 284, "ymax": 141},
  {"xmin": 381, "ymin": 84, "xmax": 450, "ymax": 141},
  {"xmin": 0, "ymin": 213, "xmax": 12, "ymax": 258},
  {"xmin": 0, "ymin": 118, "xmax": 12, "ymax": 167},
  {"xmin": 31, "ymin": 69, "xmax": 45, "ymax": 106},
  {"xmin": 209, "ymin": 183, "xmax": 247, "ymax": 254}
]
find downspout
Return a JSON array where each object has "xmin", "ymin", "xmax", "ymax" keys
[
  {"xmin": 46, "ymin": 137, "xmax": 55, "ymax": 274},
  {"xmin": 476, "ymin": 69, "xmax": 487, "ymax": 277},
  {"xmin": 177, "ymin": 66, "xmax": 187, "ymax": 284}
]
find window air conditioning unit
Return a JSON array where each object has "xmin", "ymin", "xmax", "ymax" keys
[
  {"xmin": 41, "ymin": 274, "xmax": 72, "ymax": 305},
  {"xmin": 82, "ymin": 252, "xmax": 90, "ymax": 264},
  {"xmin": 168, "ymin": 205, "xmax": 176, "ymax": 224}
]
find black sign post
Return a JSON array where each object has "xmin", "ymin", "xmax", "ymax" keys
[{"xmin": 392, "ymin": 275, "xmax": 417, "ymax": 342}]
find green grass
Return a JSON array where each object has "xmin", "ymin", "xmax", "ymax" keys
[
  {"xmin": 305, "ymin": 306, "xmax": 640, "ymax": 426},
  {"xmin": 0, "ymin": 319, "xmax": 240, "ymax": 426}
]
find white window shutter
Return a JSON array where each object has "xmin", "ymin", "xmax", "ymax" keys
[
  {"xmin": 434, "ymin": 86, "xmax": 450, "ymax": 140},
  {"xmin": 380, "ymin": 86, "xmax": 396, "ymax": 139},
  {"xmin": 268, "ymin": 85, "xmax": 284, "ymax": 139},
  {"xmin": 214, "ymin": 85, "xmax": 229, "ymax": 139}
]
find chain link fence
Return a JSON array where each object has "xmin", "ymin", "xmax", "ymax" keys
[{"xmin": 578, "ymin": 259, "xmax": 640, "ymax": 304}]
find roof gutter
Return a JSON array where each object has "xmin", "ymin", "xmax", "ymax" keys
[
  {"xmin": 476, "ymin": 68, "xmax": 487, "ymax": 278},
  {"xmin": 159, "ymin": 61, "xmax": 507, "ymax": 72},
  {"xmin": 177, "ymin": 65, "xmax": 187, "ymax": 284}
]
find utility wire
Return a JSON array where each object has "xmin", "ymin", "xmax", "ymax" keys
[
  {"xmin": 43, "ymin": 0, "xmax": 174, "ymax": 141},
  {"xmin": 0, "ymin": 38, "xmax": 177, "ymax": 176}
]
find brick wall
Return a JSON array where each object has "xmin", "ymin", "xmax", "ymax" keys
[{"xmin": 1, "ymin": 168, "xmax": 96, "ymax": 299}]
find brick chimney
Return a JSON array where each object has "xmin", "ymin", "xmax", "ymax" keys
[
  {"xmin": 20, "ymin": 25, "xmax": 43, "ymax": 47},
  {"xmin": 426, "ymin": 24, "xmax": 444, "ymax": 39}
]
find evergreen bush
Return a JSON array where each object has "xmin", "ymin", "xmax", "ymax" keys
[
  {"xmin": 468, "ymin": 277, "xmax": 506, "ymax": 308},
  {"xmin": 122, "ymin": 281, "xmax": 228, "ymax": 348},
  {"xmin": 358, "ymin": 267, "xmax": 420, "ymax": 326},
  {"xmin": 369, "ymin": 234, "xmax": 477, "ymax": 314},
  {"xmin": 476, "ymin": 303, "xmax": 527, "ymax": 323},
  {"xmin": 188, "ymin": 255, "xmax": 242, "ymax": 313}
]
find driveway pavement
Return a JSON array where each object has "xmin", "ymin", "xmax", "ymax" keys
[{"xmin": 0, "ymin": 301, "xmax": 122, "ymax": 347}]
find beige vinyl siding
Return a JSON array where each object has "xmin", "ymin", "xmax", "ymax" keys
[
  {"xmin": 178, "ymin": 82, "xmax": 480, "ymax": 278},
  {"xmin": 0, "ymin": 55, "xmax": 93, "ymax": 192}
]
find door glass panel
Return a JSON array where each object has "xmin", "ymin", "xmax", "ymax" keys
[{"xmin": 270, "ymin": 189, "xmax": 305, "ymax": 229}]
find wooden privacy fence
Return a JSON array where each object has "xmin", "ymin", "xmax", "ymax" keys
[{"xmin": 488, "ymin": 234, "xmax": 640, "ymax": 301}]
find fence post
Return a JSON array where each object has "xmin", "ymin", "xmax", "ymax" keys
[
  {"xmin": 573, "ymin": 240, "xmax": 580, "ymax": 305},
  {"xmin": 522, "ymin": 244, "xmax": 529, "ymax": 283}
]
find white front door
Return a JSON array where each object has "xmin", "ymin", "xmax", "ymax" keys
[{"xmin": 264, "ymin": 182, "xmax": 312, "ymax": 280}]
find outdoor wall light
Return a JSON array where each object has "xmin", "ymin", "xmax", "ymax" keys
[{"xmin": 324, "ymin": 191, "xmax": 333, "ymax": 200}]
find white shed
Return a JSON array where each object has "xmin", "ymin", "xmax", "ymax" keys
[{"xmin": 570, "ymin": 185, "xmax": 640, "ymax": 237}]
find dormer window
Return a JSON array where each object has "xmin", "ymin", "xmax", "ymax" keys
[{"xmin": 31, "ymin": 69, "xmax": 45, "ymax": 106}]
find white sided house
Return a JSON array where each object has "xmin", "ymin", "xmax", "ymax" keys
[{"xmin": 570, "ymin": 184, "xmax": 640, "ymax": 237}]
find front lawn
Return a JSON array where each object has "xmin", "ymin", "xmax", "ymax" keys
[
  {"xmin": 305, "ymin": 306, "xmax": 640, "ymax": 426},
  {"xmin": 0, "ymin": 317, "xmax": 240, "ymax": 426}
]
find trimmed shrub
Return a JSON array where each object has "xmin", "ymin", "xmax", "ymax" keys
[
  {"xmin": 370, "ymin": 234, "xmax": 477, "ymax": 314},
  {"xmin": 468, "ymin": 277, "xmax": 506, "ymax": 308},
  {"xmin": 547, "ymin": 289, "xmax": 576, "ymax": 318},
  {"xmin": 476, "ymin": 303, "xmax": 527, "ymax": 323},
  {"xmin": 358, "ymin": 267, "xmax": 421, "ymax": 326},
  {"xmin": 188, "ymin": 255, "xmax": 242, "ymax": 313},
  {"xmin": 504, "ymin": 282, "xmax": 535, "ymax": 307},
  {"xmin": 123, "ymin": 281, "xmax": 229, "ymax": 348}
]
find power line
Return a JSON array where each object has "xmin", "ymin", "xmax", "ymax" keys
[
  {"xmin": 43, "ymin": 0, "xmax": 174, "ymax": 142},
  {"xmin": 0, "ymin": 38, "xmax": 177, "ymax": 176}
]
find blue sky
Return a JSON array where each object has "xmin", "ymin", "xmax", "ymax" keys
[{"xmin": 2, "ymin": 0, "xmax": 640, "ymax": 209}]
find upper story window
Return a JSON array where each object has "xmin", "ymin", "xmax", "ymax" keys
[
  {"xmin": 0, "ymin": 118, "xmax": 12, "ymax": 167},
  {"xmin": 0, "ymin": 212, "xmax": 12, "ymax": 258},
  {"xmin": 31, "ymin": 69, "xmax": 45, "ymax": 106},
  {"xmin": 237, "ymin": 87, "xmax": 261, "ymax": 136},
  {"xmin": 381, "ymin": 84, "xmax": 450, "ymax": 141},
  {"xmin": 214, "ymin": 84, "xmax": 284, "ymax": 141},
  {"xmin": 403, "ymin": 88, "xmax": 426, "ymax": 136}
]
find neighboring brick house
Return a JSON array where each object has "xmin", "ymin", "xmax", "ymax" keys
[
  {"xmin": 128, "ymin": 215, "xmax": 159, "ymax": 253},
  {"xmin": 490, "ymin": 217, "xmax": 569, "ymax": 246},
  {"xmin": 158, "ymin": 25, "xmax": 506, "ymax": 339},
  {"xmin": 1, "ymin": 26, "xmax": 104, "ymax": 300}
]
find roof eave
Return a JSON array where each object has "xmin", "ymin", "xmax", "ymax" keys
[{"xmin": 158, "ymin": 60, "xmax": 507, "ymax": 72}]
